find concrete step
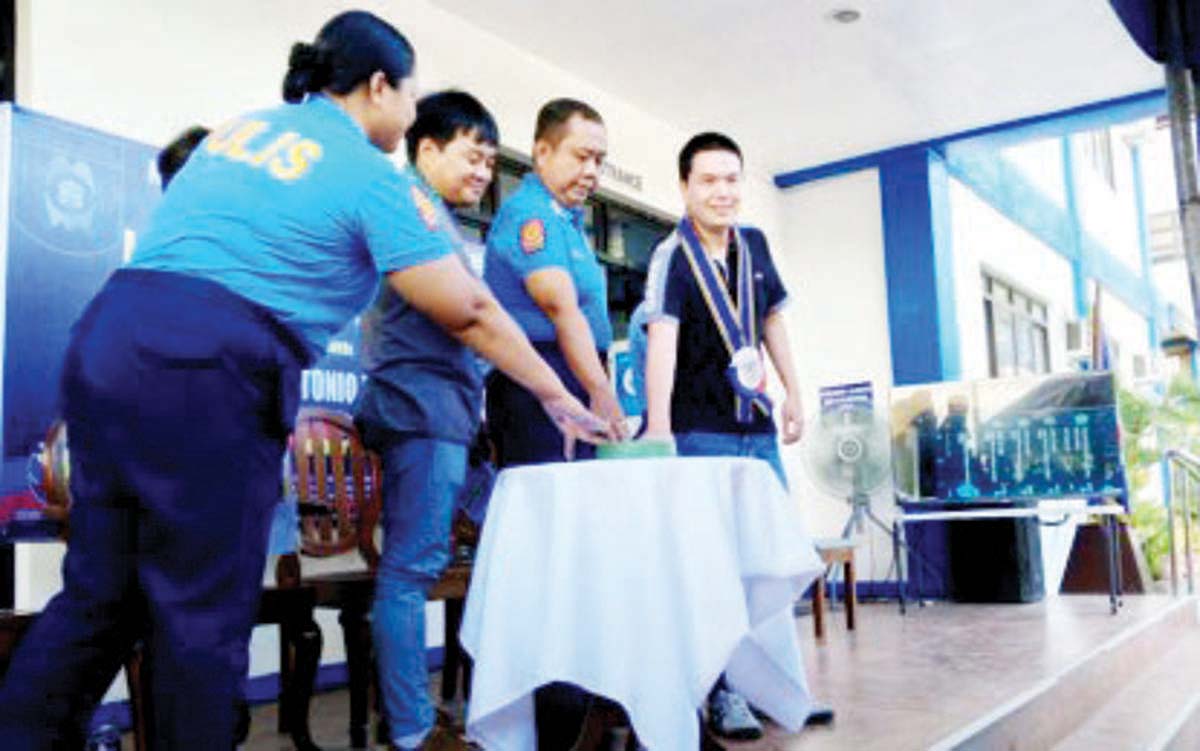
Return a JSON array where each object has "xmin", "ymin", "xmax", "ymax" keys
[
  {"xmin": 929, "ymin": 596, "xmax": 1200, "ymax": 751},
  {"xmin": 1154, "ymin": 690, "xmax": 1200, "ymax": 751},
  {"xmin": 1049, "ymin": 625, "xmax": 1200, "ymax": 751}
]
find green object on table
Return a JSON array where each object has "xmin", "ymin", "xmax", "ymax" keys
[{"xmin": 596, "ymin": 438, "xmax": 676, "ymax": 460}]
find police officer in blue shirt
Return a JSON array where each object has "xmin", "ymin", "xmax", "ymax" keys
[
  {"xmin": 0, "ymin": 13, "xmax": 604, "ymax": 751},
  {"xmin": 483, "ymin": 98, "xmax": 629, "ymax": 751},
  {"xmin": 484, "ymin": 98, "xmax": 628, "ymax": 468},
  {"xmin": 353, "ymin": 90, "xmax": 501, "ymax": 751}
]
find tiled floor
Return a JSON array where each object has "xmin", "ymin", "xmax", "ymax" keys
[
  {"xmin": 750, "ymin": 594, "xmax": 1180, "ymax": 751},
  {"xmin": 131, "ymin": 594, "xmax": 1182, "ymax": 751}
]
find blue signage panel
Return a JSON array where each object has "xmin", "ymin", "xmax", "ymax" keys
[{"xmin": 3, "ymin": 110, "xmax": 159, "ymax": 500}]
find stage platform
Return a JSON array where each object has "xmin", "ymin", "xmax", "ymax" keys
[
  {"xmin": 205, "ymin": 593, "xmax": 1200, "ymax": 751},
  {"xmin": 757, "ymin": 593, "xmax": 1200, "ymax": 751}
]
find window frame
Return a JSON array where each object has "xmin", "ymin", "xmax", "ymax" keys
[{"xmin": 982, "ymin": 272, "xmax": 1051, "ymax": 378}]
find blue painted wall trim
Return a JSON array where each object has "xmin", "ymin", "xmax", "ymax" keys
[
  {"xmin": 879, "ymin": 148, "xmax": 961, "ymax": 385},
  {"xmin": 775, "ymin": 88, "xmax": 1165, "ymax": 189},
  {"xmin": 1061, "ymin": 137, "xmax": 1089, "ymax": 320},
  {"xmin": 942, "ymin": 149, "xmax": 1076, "ymax": 258},
  {"xmin": 942, "ymin": 146, "xmax": 1159, "ymax": 320},
  {"xmin": 773, "ymin": 87, "xmax": 1167, "ymax": 382},
  {"xmin": 929, "ymin": 154, "xmax": 961, "ymax": 380}
]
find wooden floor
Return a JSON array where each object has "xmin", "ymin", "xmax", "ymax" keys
[{"xmin": 128, "ymin": 593, "xmax": 1185, "ymax": 751}]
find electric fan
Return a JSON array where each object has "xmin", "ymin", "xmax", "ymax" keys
[{"xmin": 803, "ymin": 403, "xmax": 894, "ymax": 538}]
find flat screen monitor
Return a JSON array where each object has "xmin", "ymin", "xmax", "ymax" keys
[{"xmin": 890, "ymin": 372, "xmax": 1126, "ymax": 503}]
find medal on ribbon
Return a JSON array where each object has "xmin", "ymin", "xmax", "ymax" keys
[
  {"xmin": 677, "ymin": 219, "xmax": 772, "ymax": 422},
  {"xmin": 731, "ymin": 346, "xmax": 765, "ymax": 392}
]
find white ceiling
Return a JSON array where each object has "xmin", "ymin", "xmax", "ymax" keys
[{"xmin": 429, "ymin": 0, "xmax": 1164, "ymax": 177}]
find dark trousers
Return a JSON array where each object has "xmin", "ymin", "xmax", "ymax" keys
[
  {"xmin": 485, "ymin": 343, "xmax": 597, "ymax": 468},
  {"xmin": 0, "ymin": 269, "xmax": 304, "ymax": 750}
]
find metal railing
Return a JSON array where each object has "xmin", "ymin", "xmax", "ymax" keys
[{"xmin": 1162, "ymin": 449, "xmax": 1200, "ymax": 596}]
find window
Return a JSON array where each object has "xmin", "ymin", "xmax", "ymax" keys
[
  {"xmin": 453, "ymin": 152, "xmax": 673, "ymax": 341},
  {"xmin": 983, "ymin": 274, "xmax": 1050, "ymax": 378}
]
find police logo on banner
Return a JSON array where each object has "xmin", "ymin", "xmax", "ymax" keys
[
  {"xmin": 44, "ymin": 155, "xmax": 97, "ymax": 234},
  {"xmin": 520, "ymin": 219, "xmax": 545, "ymax": 254},
  {"xmin": 15, "ymin": 136, "xmax": 125, "ymax": 259}
]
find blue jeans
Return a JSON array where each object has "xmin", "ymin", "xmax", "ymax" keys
[
  {"xmin": 372, "ymin": 438, "xmax": 467, "ymax": 748},
  {"xmin": 675, "ymin": 431, "xmax": 788, "ymax": 489}
]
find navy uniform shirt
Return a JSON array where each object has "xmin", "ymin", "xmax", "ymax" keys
[
  {"xmin": 354, "ymin": 168, "xmax": 484, "ymax": 447},
  {"xmin": 484, "ymin": 173, "xmax": 612, "ymax": 351},
  {"xmin": 130, "ymin": 94, "xmax": 455, "ymax": 361},
  {"xmin": 642, "ymin": 225, "xmax": 788, "ymax": 435}
]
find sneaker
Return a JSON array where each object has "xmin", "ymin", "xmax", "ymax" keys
[{"xmin": 707, "ymin": 688, "xmax": 764, "ymax": 740}]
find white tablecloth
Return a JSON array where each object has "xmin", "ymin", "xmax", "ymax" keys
[{"xmin": 460, "ymin": 456, "xmax": 823, "ymax": 750}]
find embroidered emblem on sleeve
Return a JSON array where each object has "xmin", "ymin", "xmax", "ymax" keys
[
  {"xmin": 411, "ymin": 185, "xmax": 440, "ymax": 231},
  {"xmin": 520, "ymin": 219, "xmax": 546, "ymax": 254}
]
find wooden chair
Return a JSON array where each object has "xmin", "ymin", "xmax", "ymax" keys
[
  {"xmin": 32, "ymin": 421, "xmax": 322, "ymax": 751},
  {"xmin": 284, "ymin": 408, "xmax": 472, "ymax": 749}
]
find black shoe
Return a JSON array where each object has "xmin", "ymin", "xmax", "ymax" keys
[{"xmin": 805, "ymin": 705, "xmax": 835, "ymax": 727}]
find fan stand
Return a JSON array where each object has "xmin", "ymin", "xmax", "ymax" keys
[
  {"xmin": 839, "ymin": 490, "xmax": 893, "ymax": 540},
  {"xmin": 834, "ymin": 489, "xmax": 940, "ymax": 615}
]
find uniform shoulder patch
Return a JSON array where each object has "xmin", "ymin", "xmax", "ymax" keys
[
  {"xmin": 519, "ymin": 218, "xmax": 546, "ymax": 254},
  {"xmin": 410, "ymin": 185, "xmax": 440, "ymax": 231}
]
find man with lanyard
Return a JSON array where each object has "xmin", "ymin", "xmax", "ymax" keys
[
  {"xmin": 642, "ymin": 132, "xmax": 808, "ymax": 741},
  {"xmin": 0, "ymin": 14, "xmax": 606, "ymax": 751},
  {"xmin": 484, "ymin": 98, "xmax": 628, "ymax": 470},
  {"xmin": 353, "ymin": 90, "xmax": 501, "ymax": 751}
]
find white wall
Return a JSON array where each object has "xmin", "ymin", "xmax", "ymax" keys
[
  {"xmin": 1070, "ymin": 133, "xmax": 1144, "ymax": 276},
  {"xmin": 1140, "ymin": 124, "xmax": 1180, "ymax": 215},
  {"xmin": 776, "ymin": 168, "xmax": 897, "ymax": 579},
  {"xmin": 14, "ymin": 0, "xmax": 787, "ymax": 695},
  {"xmin": 1154, "ymin": 259, "xmax": 1196, "ymax": 328},
  {"xmin": 1095, "ymin": 284, "xmax": 1153, "ymax": 382},
  {"xmin": 948, "ymin": 177, "xmax": 1076, "ymax": 381},
  {"xmin": 1138, "ymin": 124, "xmax": 1198, "ymax": 336},
  {"xmin": 1001, "ymin": 138, "xmax": 1066, "ymax": 208}
]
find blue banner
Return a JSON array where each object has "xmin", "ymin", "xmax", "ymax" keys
[
  {"xmin": 0, "ymin": 109, "xmax": 371, "ymax": 520},
  {"xmin": 3, "ymin": 109, "xmax": 160, "ymax": 499}
]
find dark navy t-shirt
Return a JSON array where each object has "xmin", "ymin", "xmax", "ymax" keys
[{"xmin": 642, "ymin": 225, "xmax": 789, "ymax": 435}]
